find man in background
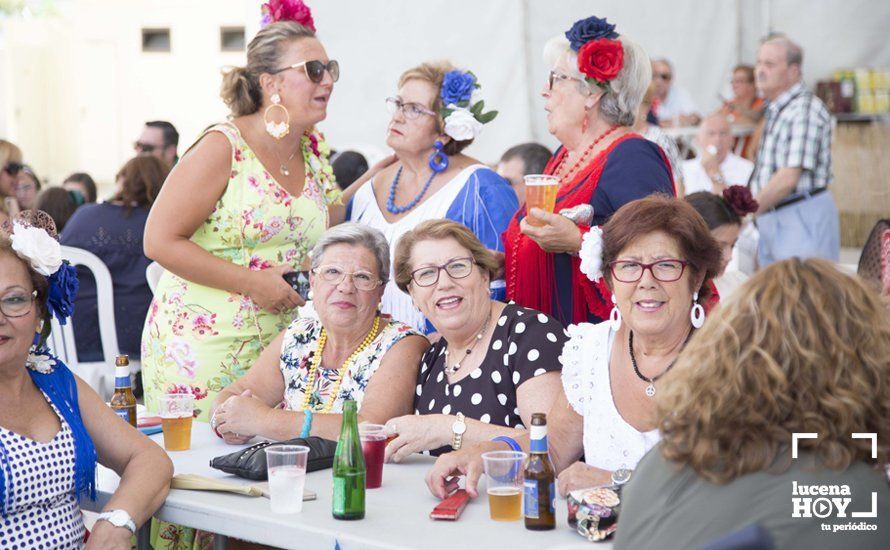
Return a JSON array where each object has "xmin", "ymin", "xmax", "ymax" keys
[{"xmin": 135, "ymin": 120, "xmax": 179, "ymax": 167}]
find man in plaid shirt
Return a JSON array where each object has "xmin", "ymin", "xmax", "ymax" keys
[{"xmin": 749, "ymin": 35, "xmax": 839, "ymax": 266}]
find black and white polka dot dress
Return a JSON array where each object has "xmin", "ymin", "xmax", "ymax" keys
[
  {"xmin": 0, "ymin": 392, "xmax": 85, "ymax": 549},
  {"xmin": 414, "ymin": 304, "xmax": 569, "ymax": 455}
]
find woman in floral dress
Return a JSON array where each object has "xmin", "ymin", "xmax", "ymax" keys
[{"xmin": 141, "ymin": 19, "xmax": 343, "ymax": 420}]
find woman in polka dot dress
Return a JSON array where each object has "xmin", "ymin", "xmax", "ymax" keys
[
  {"xmin": 1, "ymin": 217, "xmax": 172, "ymax": 549},
  {"xmin": 384, "ymin": 220, "xmax": 568, "ymax": 460}
]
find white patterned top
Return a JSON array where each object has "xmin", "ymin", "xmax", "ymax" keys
[
  {"xmin": 559, "ymin": 322, "xmax": 661, "ymax": 472},
  {"xmin": 279, "ymin": 316, "xmax": 420, "ymax": 413},
  {"xmin": 0, "ymin": 392, "xmax": 85, "ymax": 549}
]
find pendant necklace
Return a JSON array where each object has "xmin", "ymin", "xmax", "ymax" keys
[
  {"xmin": 272, "ymin": 139, "xmax": 302, "ymax": 176},
  {"xmin": 628, "ymin": 329, "xmax": 692, "ymax": 397},
  {"xmin": 444, "ymin": 312, "xmax": 492, "ymax": 376}
]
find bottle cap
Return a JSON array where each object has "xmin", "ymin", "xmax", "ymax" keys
[
  {"xmin": 115, "ymin": 355, "xmax": 129, "ymax": 366},
  {"xmin": 530, "ymin": 412, "xmax": 547, "ymax": 426}
]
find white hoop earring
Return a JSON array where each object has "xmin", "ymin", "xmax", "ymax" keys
[
  {"xmin": 690, "ymin": 291, "xmax": 705, "ymax": 329},
  {"xmin": 264, "ymin": 93, "xmax": 290, "ymax": 139},
  {"xmin": 609, "ymin": 293, "xmax": 622, "ymax": 331}
]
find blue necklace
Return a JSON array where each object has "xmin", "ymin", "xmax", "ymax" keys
[{"xmin": 386, "ymin": 166, "xmax": 437, "ymax": 215}]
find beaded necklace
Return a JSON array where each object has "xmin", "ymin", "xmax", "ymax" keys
[
  {"xmin": 386, "ymin": 166, "xmax": 437, "ymax": 214},
  {"xmin": 552, "ymin": 125, "xmax": 620, "ymax": 183},
  {"xmin": 300, "ymin": 316, "xmax": 381, "ymax": 413}
]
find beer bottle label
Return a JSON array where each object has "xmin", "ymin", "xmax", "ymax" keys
[
  {"xmin": 523, "ymin": 480, "xmax": 539, "ymax": 519},
  {"xmin": 548, "ymin": 481, "xmax": 555, "ymax": 513},
  {"xmin": 114, "ymin": 408, "xmax": 130, "ymax": 423},
  {"xmin": 332, "ymin": 477, "xmax": 346, "ymax": 515}
]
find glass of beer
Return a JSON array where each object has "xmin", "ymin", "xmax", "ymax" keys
[
  {"xmin": 358, "ymin": 424, "xmax": 387, "ymax": 489},
  {"xmin": 266, "ymin": 445, "xmax": 310, "ymax": 514},
  {"xmin": 158, "ymin": 394, "xmax": 194, "ymax": 451},
  {"xmin": 524, "ymin": 175, "xmax": 560, "ymax": 226},
  {"xmin": 482, "ymin": 450, "xmax": 527, "ymax": 521}
]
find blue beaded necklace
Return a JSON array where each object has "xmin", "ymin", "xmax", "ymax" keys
[{"xmin": 386, "ymin": 166, "xmax": 437, "ymax": 215}]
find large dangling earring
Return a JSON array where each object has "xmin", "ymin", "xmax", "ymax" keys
[
  {"xmin": 690, "ymin": 291, "xmax": 705, "ymax": 329},
  {"xmin": 428, "ymin": 140, "xmax": 449, "ymax": 173},
  {"xmin": 609, "ymin": 293, "xmax": 622, "ymax": 331},
  {"xmin": 264, "ymin": 93, "xmax": 290, "ymax": 139},
  {"xmin": 32, "ymin": 332, "xmax": 42, "ymax": 347}
]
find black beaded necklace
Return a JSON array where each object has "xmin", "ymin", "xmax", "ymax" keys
[{"xmin": 628, "ymin": 329, "xmax": 693, "ymax": 398}]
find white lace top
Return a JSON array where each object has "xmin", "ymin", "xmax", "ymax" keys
[{"xmin": 559, "ymin": 322, "xmax": 661, "ymax": 472}]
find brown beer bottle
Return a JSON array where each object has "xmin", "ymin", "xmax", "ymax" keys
[
  {"xmin": 110, "ymin": 355, "xmax": 137, "ymax": 427},
  {"xmin": 524, "ymin": 412, "xmax": 556, "ymax": 530}
]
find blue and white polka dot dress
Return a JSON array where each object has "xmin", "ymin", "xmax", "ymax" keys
[{"xmin": 0, "ymin": 392, "xmax": 85, "ymax": 549}]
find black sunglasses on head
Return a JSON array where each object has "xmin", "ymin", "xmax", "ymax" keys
[{"xmin": 3, "ymin": 162, "xmax": 23, "ymax": 175}]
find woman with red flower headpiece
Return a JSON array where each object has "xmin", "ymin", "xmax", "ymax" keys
[{"xmin": 503, "ymin": 16, "xmax": 675, "ymax": 327}]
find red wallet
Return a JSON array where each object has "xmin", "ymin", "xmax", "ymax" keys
[{"xmin": 430, "ymin": 489, "xmax": 471, "ymax": 520}]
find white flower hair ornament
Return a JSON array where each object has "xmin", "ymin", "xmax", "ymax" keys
[
  {"xmin": 439, "ymin": 70, "xmax": 498, "ymax": 142},
  {"xmin": 10, "ymin": 222, "xmax": 62, "ymax": 276},
  {"xmin": 579, "ymin": 226, "xmax": 605, "ymax": 282}
]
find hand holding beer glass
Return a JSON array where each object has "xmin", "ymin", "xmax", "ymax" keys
[
  {"xmin": 523, "ymin": 175, "xmax": 560, "ymax": 226},
  {"xmin": 158, "ymin": 393, "xmax": 194, "ymax": 451},
  {"xmin": 482, "ymin": 450, "xmax": 527, "ymax": 521}
]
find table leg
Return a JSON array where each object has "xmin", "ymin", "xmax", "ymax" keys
[
  {"xmin": 213, "ymin": 534, "xmax": 228, "ymax": 550},
  {"xmin": 136, "ymin": 523, "xmax": 151, "ymax": 550}
]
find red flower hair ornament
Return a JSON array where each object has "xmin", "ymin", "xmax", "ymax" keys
[
  {"xmin": 577, "ymin": 38, "xmax": 624, "ymax": 93},
  {"xmin": 261, "ymin": 0, "xmax": 316, "ymax": 31}
]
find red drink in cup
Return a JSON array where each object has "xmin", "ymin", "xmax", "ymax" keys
[{"xmin": 359, "ymin": 424, "xmax": 387, "ymax": 489}]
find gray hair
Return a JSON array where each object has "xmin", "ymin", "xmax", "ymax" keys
[
  {"xmin": 309, "ymin": 223, "xmax": 391, "ymax": 282},
  {"xmin": 762, "ymin": 34, "xmax": 804, "ymax": 68},
  {"xmin": 543, "ymin": 34, "xmax": 651, "ymax": 127},
  {"xmin": 220, "ymin": 22, "xmax": 316, "ymax": 117}
]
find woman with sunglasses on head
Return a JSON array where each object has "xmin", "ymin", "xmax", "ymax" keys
[
  {"xmin": 504, "ymin": 16, "xmax": 675, "ymax": 329},
  {"xmin": 383, "ymin": 220, "xmax": 568, "ymax": 461},
  {"xmin": 427, "ymin": 196, "xmax": 722, "ymax": 501},
  {"xmin": 346, "ymin": 62, "xmax": 518, "ymax": 334},
  {"xmin": 142, "ymin": 4, "xmax": 361, "ymax": 427},
  {"xmin": 210, "ymin": 224, "xmax": 427, "ymax": 444},
  {"xmin": 0, "ymin": 139, "xmax": 24, "ymax": 218}
]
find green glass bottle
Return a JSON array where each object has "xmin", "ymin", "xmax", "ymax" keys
[{"xmin": 332, "ymin": 399, "xmax": 365, "ymax": 520}]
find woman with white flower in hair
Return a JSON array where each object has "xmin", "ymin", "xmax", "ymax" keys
[
  {"xmin": 347, "ymin": 61, "xmax": 517, "ymax": 333},
  {"xmin": 0, "ymin": 211, "xmax": 171, "ymax": 549},
  {"xmin": 426, "ymin": 196, "xmax": 721, "ymax": 502}
]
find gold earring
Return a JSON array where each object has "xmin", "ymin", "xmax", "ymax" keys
[{"xmin": 264, "ymin": 93, "xmax": 290, "ymax": 139}]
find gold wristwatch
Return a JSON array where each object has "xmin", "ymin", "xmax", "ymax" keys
[{"xmin": 451, "ymin": 412, "xmax": 467, "ymax": 450}]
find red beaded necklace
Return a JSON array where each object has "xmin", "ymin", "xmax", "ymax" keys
[{"xmin": 553, "ymin": 125, "xmax": 620, "ymax": 184}]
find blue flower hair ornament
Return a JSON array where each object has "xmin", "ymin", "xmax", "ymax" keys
[
  {"xmin": 47, "ymin": 261, "xmax": 79, "ymax": 325},
  {"xmin": 565, "ymin": 15, "xmax": 619, "ymax": 52},
  {"xmin": 439, "ymin": 70, "xmax": 498, "ymax": 142}
]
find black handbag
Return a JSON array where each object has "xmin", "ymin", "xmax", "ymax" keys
[{"xmin": 209, "ymin": 436, "xmax": 338, "ymax": 481}]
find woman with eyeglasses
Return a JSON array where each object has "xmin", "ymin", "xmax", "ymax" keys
[
  {"xmin": 427, "ymin": 196, "xmax": 722, "ymax": 500},
  {"xmin": 504, "ymin": 16, "xmax": 675, "ymax": 329},
  {"xmin": 383, "ymin": 220, "xmax": 568, "ymax": 460},
  {"xmin": 210, "ymin": 224, "xmax": 428, "ymax": 444},
  {"xmin": 346, "ymin": 61, "xmax": 518, "ymax": 334},
  {"xmin": 142, "ymin": 6, "xmax": 362, "ymax": 427},
  {"xmin": 0, "ymin": 139, "xmax": 24, "ymax": 218}
]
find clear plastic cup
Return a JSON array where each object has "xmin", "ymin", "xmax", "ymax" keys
[
  {"xmin": 359, "ymin": 424, "xmax": 388, "ymax": 489},
  {"xmin": 482, "ymin": 450, "xmax": 527, "ymax": 521},
  {"xmin": 157, "ymin": 394, "xmax": 194, "ymax": 451},
  {"xmin": 524, "ymin": 175, "xmax": 560, "ymax": 226},
  {"xmin": 266, "ymin": 445, "xmax": 310, "ymax": 513}
]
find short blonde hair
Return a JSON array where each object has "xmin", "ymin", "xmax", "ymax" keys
[
  {"xmin": 657, "ymin": 258, "xmax": 890, "ymax": 484},
  {"xmin": 0, "ymin": 139, "xmax": 23, "ymax": 172},
  {"xmin": 393, "ymin": 219, "xmax": 499, "ymax": 293},
  {"xmin": 397, "ymin": 61, "xmax": 473, "ymax": 156}
]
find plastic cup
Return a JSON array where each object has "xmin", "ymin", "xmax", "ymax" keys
[
  {"xmin": 482, "ymin": 450, "xmax": 527, "ymax": 521},
  {"xmin": 359, "ymin": 424, "xmax": 387, "ymax": 489},
  {"xmin": 524, "ymin": 175, "xmax": 560, "ymax": 226},
  {"xmin": 266, "ymin": 445, "xmax": 310, "ymax": 513},
  {"xmin": 157, "ymin": 394, "xmax": 194, "ymax": 451}
]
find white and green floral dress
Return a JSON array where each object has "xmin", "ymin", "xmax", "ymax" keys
[{"xmin": 140, "ymin": 122, "xmax": 341, "ymax": 421}]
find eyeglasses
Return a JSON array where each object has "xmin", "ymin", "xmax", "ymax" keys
[
  {"xmin": 653, "ymin": 72, "xmax": 673, "ymax": 81},
  {"xmin": 134, "ymin": 141, "xmax": 159, "ymax": 154},
  {"xmin": 608, "ymin": 259, "xmax": 688, "ymax": 283},
  {"xmin": 0, "ymin": 291, "xmax": 37, "ymax": 318},
  {"xmin": 311, "ymin": 264, "xmax": 381, "ymax": 291},
  {"xmin": 548, "ymin": 70, "xmax": 588, "ymax": 91},
  {"xmin": 385, "ymin": 97, "xmax": 436, "ymax": 120},
  {"xmin": 3, "ymin": 162, "xmax": 23, "ymax": 176},
  {"xmin": 410, "ymin": 257, "xmax": 476, "ymax": 287},
  {"xmin": 274, "ymin": 59, "xmax": 340, "ymax": 83}
]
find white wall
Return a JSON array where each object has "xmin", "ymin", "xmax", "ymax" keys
[{"xmin": 1, "ymin": 0, "xmax": 888, "ymax": 190}]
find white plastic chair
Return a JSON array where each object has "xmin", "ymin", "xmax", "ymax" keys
[
  {"xmin": 46, "ymin": 246, "xmax": 121, "ymax": 398},
  {"xmin": 146, "ymin": 261, "xmax": 164, "ymax": 294}
]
